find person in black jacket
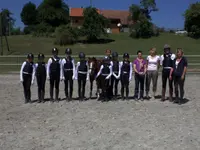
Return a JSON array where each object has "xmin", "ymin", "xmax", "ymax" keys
[
  {"xmin": 111, "ymin": 52, "xmax": 120, "ymax": 99},
  {"xmin": 96, "ymin": 56, "xmax": 113, "ymax": 101},
  {"xmin": 62, "ymin": 48, "xmax": 75, "ymax": 101},
  {"xmin": 20, "ymin": 53, "xmax": 35, "ymax": 103},
  {"xmin": 75, "ymin": 52, "xmax": 89, "ymax": 100},
  {"xmin": 170, "ymin": 48, "xmax": 188, "ymax": 104},
  {"xmin": 47, "ymin": 48, "xmax": 63, "ymax": 102},
  {"xmin": 160, "ymin": 44, "xmax": 176, "ymax": 101},
  {"xmin": 35, "ymin": 53, "xmax": 46, "ymax": 103},
  {"xmin": 119, "ymin": 53, "xmax": 133, "ymax": 100}
]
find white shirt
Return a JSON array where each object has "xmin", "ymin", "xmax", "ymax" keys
[
  {"xmin": 61, "ymin": 58, "xmax": 76, "ymax": 77},
  {"xmin": 20, "ymin": 61, "xmax": 36, "ymax": 82},
  {"xmin": 119, "ymin": 61, "xmax": 133, "ymax": 80},
  {"xmin": 47, "ymin": 57, "xmax": 63, "ymax": 78},
  {"xmin": 146, "ymin": 55, "xmax": 160, "ymax": 71},
  {"xmin": 175, "ymin": 60, "xmax": 179, "ymax": 69}
]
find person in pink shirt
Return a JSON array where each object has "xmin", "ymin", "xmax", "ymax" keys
[{"xmin": 133, "ymin": 51, "xmax": 147, "ymax": 100}]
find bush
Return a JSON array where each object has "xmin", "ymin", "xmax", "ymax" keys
[
  {"xmin": 23, "ymin": 25, "xmax": 35, "ymax": 34},
  {"xmin": 32, "ymin": 23, "xmax": 55, "ymax": 37},
  {"xmin": 129, "ymin": 20, "xmax": 154, "ymax": 38},
  {"xmin": 11, "ymin": 27, "xmax": 22, "ymax": 35},
  {"xmin": 54, "ymin": 25, "xmax": 79, "ymax": 45}
]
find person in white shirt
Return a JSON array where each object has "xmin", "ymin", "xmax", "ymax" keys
[
  {"xmin": 61, "ymin": 48, "xmax": 75, "ymax": 101},
  {"xmin": 20, "ymin": 53, "xmax": 35, "ymax": 103},
  {"xmin": 47, "ymin": 48, "xmax": 63, "ymax": 102},
  {"xmin": 119, "ymin": 53, "xmax": 132, "ymax": 100},
  {"xmin": 75, "ymin": 52, "xmax": 89, "ymax": 100},
  {"xmin": 160, "ymin": 44, "xmax": 176, "ymax": 101},
  {"xmin": 96, "ymin": 56, "xmax": 113, "ymax": 101},
  {"xmin": 146, "ymin": 48, "xmax": 160, "ymax": 99}
]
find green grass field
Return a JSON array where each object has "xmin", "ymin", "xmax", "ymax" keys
[
  {"xmin": 0, "ymin": 32, "xmax": 200, "ymax": 73},
  {"xmin": 2, "ymin": 32, "xmax": 200, "ymax": 55}
]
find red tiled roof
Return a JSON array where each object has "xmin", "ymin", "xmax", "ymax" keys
[
  {"xmin": 101, "ymin": 9, "xmax": 130, "ymax": 25},
  {"xmin": 70, "ymin": 8, "xmax": 101, "ymax": 17},
  {"xmin": 70, "ymin": 8, "xmax": 130, "ymax": 25}
]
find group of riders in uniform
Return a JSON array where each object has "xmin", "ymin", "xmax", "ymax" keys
[{"xmin": 20, "ymin": 44, "xmax": 187, "ymax": 105}]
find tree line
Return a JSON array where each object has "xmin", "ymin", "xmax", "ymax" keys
[{"xmin": 1, "ymin": 0, "xmax": 200, "ymax": 45}]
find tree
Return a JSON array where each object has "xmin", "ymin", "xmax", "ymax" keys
[
  {"xmin": 140, "ymin": 0, "xmax": 158, "ymax": 20},
  {"xmin": 20, "ymin": 2, "xmax": 38, "ymax": 26},
  {"xmin": 184, "ymin": 2, "xmax": 200, "ymax": 38},
  {"xmin": 129, "ymin": 0, "xmax": 158, "ymax": 38},
  {"xmin": 0, "ymin": 9, "xmax": 15, "ymax": 35},
  {"xmin": 82, "ymin": 7, "xmax": 109, "ymax": 41},
  {"xmin": 37, "ymin": 0, "xmax": 69, "ymax": 27}
]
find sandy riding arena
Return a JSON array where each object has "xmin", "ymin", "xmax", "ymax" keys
[{"xmin": 0, "ymin": 74, "xmax": 200, "ymax": 150}]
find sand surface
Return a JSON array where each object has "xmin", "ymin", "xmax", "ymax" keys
[{"xmin": 0, "ymin": 74, "xmax": 200, "ymax": 150}]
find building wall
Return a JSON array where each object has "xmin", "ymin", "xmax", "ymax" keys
[
  {"xmin": 70, "ymin": 16, "xmax": 121, "ymax": 33},
  {"xmin": 70, "ymin": 17, "xmax": 84, "ymax": 27}
]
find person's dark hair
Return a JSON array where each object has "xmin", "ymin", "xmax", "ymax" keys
[
  {"xmin": 105, "ymin": 49, "xmax": 111, "ymax": 53},
  {"xmin": 137, "ymin": 50, "xmax": 142, "ymax": 54}
]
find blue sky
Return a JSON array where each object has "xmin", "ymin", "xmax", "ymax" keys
[{"xmin": 0, "ymin": 0, "xmax": 199, "ymax": 29}]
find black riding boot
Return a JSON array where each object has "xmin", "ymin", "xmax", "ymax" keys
[
  {"xmin": 55, "ymin": 89, "xmax": 59, "ymax": 102},
  {"xmin": 38, "ymin": 90, "xmax": 41, "ymax": 103},
  {"xmin": 121, "ymin": 88, "xmax": 125, "ymax": 100},
  {"xmin": 41, "ymin": 91, "xmax": 45, "ymax": 103},
  {"xmin": 161, "ymin": 88, "xmax": 165, "ymax": 101},
  {"xmin": 126, "ymin": 87, "xmax": 129, "ymax": 100},
  {"xmin": 50, "ymin": 88, "xmax": 54, "ymax": 102}
]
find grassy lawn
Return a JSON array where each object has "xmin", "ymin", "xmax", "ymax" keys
[
  {"xmin": 1, "ymin": 32, "xmax": 200, "ymax": 55},
  {"xmin": 0, "ymin": 32, "xmax": 200, "ymax": 73}
]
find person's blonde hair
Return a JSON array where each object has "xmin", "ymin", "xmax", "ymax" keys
[
  {"xmin": 176, "ymin": 48, "xmax": 184, "ymax": 54},
  {"xmin": 150, "ymin": 47, "xmax": 157, "ymax": 55}
]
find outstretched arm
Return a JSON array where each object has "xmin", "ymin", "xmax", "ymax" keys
[{"xmin": 20, "ymin": 62, "xmax": 26, "ymax": 82}]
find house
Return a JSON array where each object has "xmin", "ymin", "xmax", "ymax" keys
[
  {"xmin": 69, "ymin": 8, "xmax": 130, "ymax": 33},
  {"xmin": 100, "ymin": 9, "xmax": 130, "ymax": 33}
]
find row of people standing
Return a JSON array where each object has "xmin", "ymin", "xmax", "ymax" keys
[
  {"xmin": 20, "ymin": 45, "xmax": 187, "ymax": 104},
  {"xmin": 133, "ymin": 44, "xmax": 187, "ymax": 104},
  {"xmin": 20, "ymin": 48, "xmax": 133, "ymax": 103}
]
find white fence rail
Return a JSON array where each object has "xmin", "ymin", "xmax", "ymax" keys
[{"xmin": 0, "ymin": 55, "xmax": 200, "ymax": 66}]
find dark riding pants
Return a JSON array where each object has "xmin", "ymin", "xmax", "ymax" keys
[
  {"xmin": 22, "ymin": 74, "xmax": 32, "ymax": 102},
  {"xmin": 50, "ymin": 73, "xmax": 60, "ymax": 100},
  {"xmin": 111, "ymin": 75, "xmax": 120, "ymax": 97},
  {"xmin": 121, "ymin": 74, "xmax": 129, "ymax": 99},
  {"xmin": 36, "ymin": 74, "xmax": 46, "ymax": 101},
  {"xmin": 78, "ymin": 73, "xmax": 87, "ymax": 99},
  {"xmin": 174, "ymin": 76, "xmax": 185, "ymax": 100},
  {"xmin": 101, "ymin": 75, "xmax": 110, "ymax": 100},
  {"xmin": 162, "ymin": 69, "xmax": 173, "ymax": 99},
  {"xmin": 64, "ymin": 71, "xmax": 73, "ymax": 98}
]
